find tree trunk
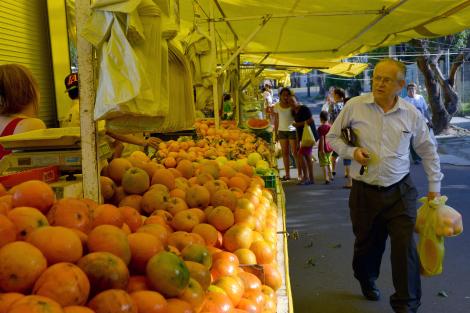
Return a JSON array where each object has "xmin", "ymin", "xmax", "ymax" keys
[
  {"xmin": 411, "ymin": 39, "xmax": 464, "ymax": 134},
  {"xmin": 416, "ymin": 56, "xmax": 451, "ymax": 134}
]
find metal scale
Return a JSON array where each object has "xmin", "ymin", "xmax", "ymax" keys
[{"xmin": 0, "ymin": 127, "xmax": 112, "ymax": 178}]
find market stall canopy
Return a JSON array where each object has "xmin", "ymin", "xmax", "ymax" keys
[
  {"xmin": 181, "ymin": 0, "xmax": 470, "ymax": 67},
  {"xmin": 318, "ymin": 63, "xmax": 370, "ymax": 78}
]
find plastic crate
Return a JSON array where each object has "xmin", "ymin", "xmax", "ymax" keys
[
  {"xmin": 261, "ymin": 174, "xmax": 276, "ymax": 189},
  {"xmin": 0, "ymin": 166, "xmax": 59, "ymax": 188}
]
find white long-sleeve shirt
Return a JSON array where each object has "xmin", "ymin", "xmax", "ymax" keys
[{"xmin": 326, "ymin": 93, "xmax": 443, "ymax": 192}]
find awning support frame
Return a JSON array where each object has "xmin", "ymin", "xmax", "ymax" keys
[{"xmin": 216, "ymin": 15, "xmax": 272, "ymax": 76}]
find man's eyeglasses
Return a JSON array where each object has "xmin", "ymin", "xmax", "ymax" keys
[{"xmin": 372, "ymin": 76, "xmax": 395, "ymax": 85}]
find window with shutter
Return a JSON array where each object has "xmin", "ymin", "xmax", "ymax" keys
[{"xmin": 0, "ymin": 0, "xmax": 57, "ymax": 127}]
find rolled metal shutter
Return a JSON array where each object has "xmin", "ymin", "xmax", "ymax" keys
[{"xmin": 0, "ymin": 0, "xmax": 57, "ymax": 127}]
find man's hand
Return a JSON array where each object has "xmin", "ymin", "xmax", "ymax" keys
[
  {"xmin": 146, "ymin": 137, "xmax": 162, "ymax": 149},
  {"xmin": 427, "ymin": 192, "xmax": 440, "ymax": 200},
  {"xmin": 353, "ymin": 147, "xmax": 370, "ymax": 166}
]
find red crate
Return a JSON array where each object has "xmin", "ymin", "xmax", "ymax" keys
[{"xmin": 0, "ymin": 166, "xmax": 60, "ymax": 188}]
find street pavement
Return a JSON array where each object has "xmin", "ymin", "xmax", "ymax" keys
[{"xmin": 280, "ymin": 100, "xmax": 470, "ymax": 313}]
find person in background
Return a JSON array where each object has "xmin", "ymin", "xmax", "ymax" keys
[
  {"xmin": 329, "ymin": 88, "xmax": 345, "ymax": 178},
  {"xmin": 322, "ymin": 86, "xmax": 335, "ymax": 112},
  {"xmin": 290, "ymin": 94, "xmax": 317, "ymax": 185},
  {"xmin": 317, "ymin": 111, "xmax": 334, "ymax": 184},
  {"xmin": 327, "ymin": 58, "xmax": 442, "ymax": 313},
  {"xmin": 63, "ymin": 73, "xmax": 161, "ymax": 158},
  {"xmin": 403, "ymin": 82, "xmax": 433, "ymax": 164},
  {"xmin": 0, "ymin": 64, "xmax": 46, "ymax": 159},
  {"xmin": 222, "ymin": 93, "xmax": 233, "ymax": 120},
  {"xmin": 273, "ymin": 87, "xmax": 298, "ymax": 181},
  {"xmin": 262, "ymin": 84, "xmax": 274, "ymax": 122},
  {"xmin": 332, "ymin": 88, "xmax": 353, "ymax": 188}
]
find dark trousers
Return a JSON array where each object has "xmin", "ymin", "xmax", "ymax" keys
[{"xmin": 349, "ymin": 175, "xmax": 421, "ymax": 313}]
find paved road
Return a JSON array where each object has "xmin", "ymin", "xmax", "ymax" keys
[{"xmin": 283, "ymin": 161, "xmax": 470, "ymax": 313}]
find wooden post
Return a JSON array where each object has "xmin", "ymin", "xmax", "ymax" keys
[{"xmin": 76, "ymin": 0, "xmax": 101, "ymax": 202}]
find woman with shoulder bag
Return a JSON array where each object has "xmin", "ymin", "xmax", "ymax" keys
[{"xmin": 290, "ymin": 94, "xmax": 317, "ymax": 185}]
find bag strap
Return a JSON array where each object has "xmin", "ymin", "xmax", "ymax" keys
[{"xmin": 1, "ymin": 117, "xmax": 24, "ymax": 136}]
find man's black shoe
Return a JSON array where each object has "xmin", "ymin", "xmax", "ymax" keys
[{"xmin": 359, "ymin": 280, "xmax": 380, "ymax": 301}]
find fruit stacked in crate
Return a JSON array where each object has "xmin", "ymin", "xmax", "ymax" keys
[{"xmin": 0, "ymin": 148, "xmax": 281, "ymax": 312}]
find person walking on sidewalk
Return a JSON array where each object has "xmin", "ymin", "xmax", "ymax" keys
[
  {"xmin": 317, "ymin": 111, "xmax": 334, "ymax": 184},
  {"xmin": 327, "ymin": 58, "xmax": 443, "ymax": 313},
  {"xmin": 403, "ymin": 82, "xmax": 434, "ymax": 164}
]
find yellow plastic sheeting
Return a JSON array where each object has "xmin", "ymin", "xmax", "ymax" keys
[
  {"xmin": 319, "ymin": 62, "xmax": 370, "ymax": 78},
  {"xmin": 181, "ymin": 0, "xmax": 470, "ymax": 63}
]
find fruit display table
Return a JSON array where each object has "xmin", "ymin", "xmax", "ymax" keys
[{"xmin": 275, "ymin": 178, "xmax": 294, "ymax": 313}]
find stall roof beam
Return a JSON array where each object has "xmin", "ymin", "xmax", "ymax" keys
[
  {"xmin": 240, "ymin": 53, "xmax": 271, "ymax": 91},
  {"xmin": 338, "ymin": 0, "xmax": 409, "ymax": 54},
  {"xmin": 217, "ymin": 15, "xmax": 272, "ymax": 75},
  {"xmin": 209, "ymin": 9, "xmax": 384, "ymax": 22},
  {"xmin": 212, "ymin": 0, "xmax": 238, "ymax": 42}
]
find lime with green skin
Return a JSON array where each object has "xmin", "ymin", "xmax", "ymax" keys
[{"xmin": 146, "ymin": 251, "xmax": 190, "ymax": 297}]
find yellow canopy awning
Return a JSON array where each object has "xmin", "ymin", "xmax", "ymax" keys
[
  {"xmin": 319, "ymin": 63, "xmax": 370, "ymax": 78},
  {"xmin": 180, "ymin": 0, "xmax": 470, "ymax": 73}
]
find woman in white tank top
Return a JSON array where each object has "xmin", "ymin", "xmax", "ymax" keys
[{"xmin": 273, "ymin": 87, "xmax": 299, "ymax": 180}]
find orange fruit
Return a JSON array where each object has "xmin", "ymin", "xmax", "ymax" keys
[
  {"xmin": 77, "ymin": 252, "xmax": 129, "ymax": 297},
  {"xmin": 181, "ymin": 244, "xmax": 212, "ymax": 269},
  {"xmin": 137, "ymin": 224, "xmax": 170, "ymax": 246},
  {"xmin": 151, "ymin": 169, "xmax": 176, "ymax": 190},
  {"xmin": 63, "ymin": 306, "xmax": 95, "ymax": 313},
  {"xmin": 119, "ymin": 195, "xmax": 143, "ymax": 213},
  {"xmin": 171, "ymin": 210, "xmax": 200, "ymax": 232},
  {"xmin": 176, "ymin": 160, "xmax": 194, "ymax": 179},
  {"xmin": 207, "ymin": 206, "xmax": 234, "ymax": 232},
  {"xmin": 0, "ymin": 215, "xmax": 16, "ymax": 248},
  {"xmin": 223, "ymin": 224, "xmax": 253, "ymax": 252},
  {"xmin": 100, "ymin": 176, "xmax": 115, "ymax": 201},
  {"xmin": 211, "ymin": 189, "xmax": 238, "ymax": 211},
  {"xmin": 7, "ymin": 207, "xmax": 48, "ymax": 240},
  {"xmin": 27, "ymin": 226, "xmax": 83, "ymax": 264},
  {"xmin": 184, "ymin": 261, "xmax": 211, "ymax": 290},
  {"xmin": 8, "ymin": 295, "xmax": 63, "ymax": 313},
  {"xmin": 185, "ymin": 185, "xmax": 211, "ymax": 209},
  {"xmin": 234, "ymin": 248, "xmax": 257, "ymax": 265},
  {"xmin": 146, "ymin": 251, "xmax": 190, "ymax": 297},
  {"xmin": 47, "ymin": 198, "xmax": 92, "ymax": 233},
  {"xmin": 120, "ymin": 206, "xmax": 143, "ymax": 232},
  {"xmin": 108, "ymin": 157, "xmax": 133, "ymax": 184},
  {"xmin": 166, "ymin": 298, "xmax": 193, "ymax": 313},
  {"xmin": 91, "ymin": 204, "xmax": 124, "ymax": 228},
  {"xmin": 200, "ymin": 291, "xmax": 234, "ymax": 313},
  {"xmin": 177, "ymin": 278, "xmax": 204, "ymax": 310},
  {"xmin": 165, "ymin": 197, "xmax": 188, "ymax": 216},
  {"xmin": 0, "ymin": 242, "xmax": 47, "ymax": 292},
  {"xmin": 250, "ymin": 240, "xmax": 274, "ymax": 264},
  {"xmin": 88, "ymin": 289, "xmax": 137, "ymax": 313},
  {"xmin": 128, "ymin": 232, "xmax": 164, "ymax": 273},
  {"xmin": 213, "ymin": 275, "xmax": 245, "ymax": 306},
  {"xmin": 0, "ymin": 293, "xmax": 24, "ymax": 313},
  {"xmin": 127, "ymin": 275, "xmax": 150, "ymax": 293},
  {"xmin": 32, "ymin": 262, "xmax": 90, "ymax": 306},
  {"xmin": 87, "ymin": 225, "xmax": 131, "ymax": 265},
  {"xmin": 130, "ymin": 290, "xmax": 168, "ymax": 313},
  {"xmin": 10, "ymin": 180, "xmax": 55, "ymax": 214}
]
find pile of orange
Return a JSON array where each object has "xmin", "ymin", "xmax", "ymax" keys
[{"xmin": 0, "ymin": 144, "xmax": 281, "ymax": 313}]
